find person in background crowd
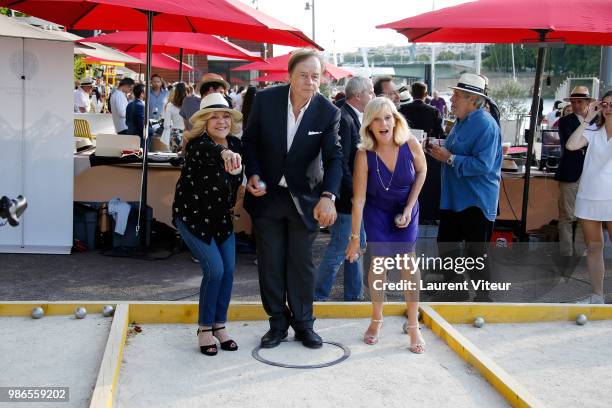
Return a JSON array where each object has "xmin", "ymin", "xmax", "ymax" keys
[
  {"xmin": 552, "ymin": 102, "xmax": 572, "ymax": 129},
  {"xmin": 427, "ymin": 73, "xmax": 502, "ymax": 303},
  {"xmin": 180, "ymin": 73, "xmax": 229, "ymax": 131},
  {"xmin": 399, "ymin": 87, "xmax": 411, "ymax": 107},
  {"xmin": 242, "ymin": 49, "xmax": 343, "ymax": 350},
  {"xmin": 333, "ymin": 91, "xmax": 346, "ymax": 108},
  {"xmin": 479, "ymin": 75, "xmax": 501, "ymax": 127},
  {"xmin": 240, "ymin": 85, "xmax": 257, "ymax": 129},
  {"xmin": 172, "ymin": 92, "xmax": 244, "ymax": 355},
  {"xmin": 149, "ymin": 74, "xmax": 168, "ymax": 120},
  {"xmin": 400, "ymin": 82, "xmax": 445, "ymax": 139},
  {"xmin": 162, "ymin": 82, "xmax": 187, "ymax": 152},
  {"xmin": 315, "ymin": 76, "xmax": 374, "ymax": 302},
  {"xmin": 74, "ymin": 78, "xmax": 93, "ymax": 113},
  {"xmin": 110, "ymin": 77, "xmax": 135, "ymax": 134},
  {"xmin": 546, "ymin": 100, "xmax": 564, "ymax": 127},
  {"xmin": 90, "ymin": 87, "xmax": 106, "ymax": 113},
  {"xmin": 555, "ymin": 86, "xmax": 592, "ymax": 259},
  {"xmin": 430, "ymin": 90, "xmax": 448, "ymax": 118},
  {"xmin": 345, "ymin": 97, "xmax": 427, "ymax": 353},
  {"xmin": 126, "ymin": 84, "xmax": 148, "ymax": 148},
  {"xmin": 565, "ymin": 90, "xmax": 612, "ymax": 304},
  {"xmin": 374, "ymin": 76, "xmax": 401, "ymax": 109}
]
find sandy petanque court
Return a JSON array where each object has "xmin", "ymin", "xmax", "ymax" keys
[{"xmin": 0, "ymin": 302, "xmax": 611, "ymax": 407}]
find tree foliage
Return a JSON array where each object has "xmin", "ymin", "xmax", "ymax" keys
[
  {"xmin": 74, "ymin": 55, "xmax": 86, "ymax": 81},
  {"xmin": 482, "ymin": 44, "xmax": 600, "ymax": 76},
  {"xmin": 489, "ymin": 80, "xmax": 530, "ymax": 120}
]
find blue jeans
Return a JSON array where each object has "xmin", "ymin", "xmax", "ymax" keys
[
  {"xmin": 175, "ymin": 219, "xmax": 235, "ymax": 326},
  {"xmin": 315, "ymin": 213, "xmax": 366, "ymax": 301}
]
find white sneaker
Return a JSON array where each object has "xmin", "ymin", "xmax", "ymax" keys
[{"xmin": 575, "ymin": 293, "xmax": 605, "ymax": 304}]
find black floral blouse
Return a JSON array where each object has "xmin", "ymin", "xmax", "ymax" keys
[{"xmin": 172, "ymin": 133, "xmax": 243, "ymax": 245}]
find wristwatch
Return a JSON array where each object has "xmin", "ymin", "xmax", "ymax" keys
[
  {"xmin": 446, "ymin": 154, "xmax": 455, "ymax": 167},
  {"xmin": 321, "ymin": 192, "xmax": 336, "ymax": 202}
]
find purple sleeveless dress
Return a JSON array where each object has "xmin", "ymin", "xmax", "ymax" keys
[{"xmin": 364, "ymin": 143, "xmax": 419, "ymax": 255}]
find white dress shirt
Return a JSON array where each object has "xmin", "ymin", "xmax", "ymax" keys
[
  {"xmin": 74, "ymin": 88, "xmax": 90, "ymax": 113},
  {"xmin": 110, "ymin": 90, "xmax": 129, "ymax": 133},
  {"xmin": 278, "ymin": 88, "xmax": 312, "ymax": 187}
]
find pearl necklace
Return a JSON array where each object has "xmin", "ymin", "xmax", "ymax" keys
[{"xmin": 375, "ymin": 151, "xmax": 396, "ymax": 191}]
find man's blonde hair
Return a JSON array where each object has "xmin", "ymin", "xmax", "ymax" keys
[{"xmin": 358, "ymin": 97, "xmax": 411, "ymax": 151}]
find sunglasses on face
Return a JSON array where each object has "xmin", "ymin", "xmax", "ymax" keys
[{"xmin": 600, "ymin": 102, "xmax": 612, "ymax": 108}]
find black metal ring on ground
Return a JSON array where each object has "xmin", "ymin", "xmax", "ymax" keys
[{"xmin": 251, "ymin": 340, "xmax": 351, "ymax": 369}]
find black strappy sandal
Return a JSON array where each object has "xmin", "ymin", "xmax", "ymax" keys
[
  {"xmin": 196, "ymin": 328, "xmax": 218, "ymax": 356},
  {"xmin": 212, "ymin": 326, "xmax": 238, "ymax": 351}
]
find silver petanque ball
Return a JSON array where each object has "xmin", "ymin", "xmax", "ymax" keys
[
  {"xmin": 576, "ymin": 314, "xmax": 588, "ymax": 325},
  {"xmin": 473, "ymin": 317, "xmax": 485, "ymax": 328},
  {"xmin": 394, "ymin": 214, "xmax": 405, "ymax": 226},
  {"xmin": 102, "ymin": 305, "xmax": 115, "ymax": 317},
  {"xmin": 31, "ymin": 307, "xmax": 44, "ymax": 319},
  {"xmin": 229, "ymin": 165, "xmax": 243, "ymax": 176},
  {"xmin": 257, "ymin": 181, "xmax": 267, "ymax": 191},
  {"xmin": 75, "ymin": 307, "xmax": 87, "ymax": 319}
]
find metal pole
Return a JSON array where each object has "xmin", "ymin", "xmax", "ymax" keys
[
  {"xmin": 600, "ymin": 46, "xmax": 612, "ymax": 93},
  {"xmin": 511, "ymin": 44, "xmax": 516, "ymax": 81},
  {"xmin": 138, "ymin": 10, "xmax": 154, "ymax": 248},
  {"xmin": 430, "ymin": 0, "xmax": 435, "ymax": 92},
  {"xmin": 475, "ymin": 43, "xmax": 482, "ymax": 75},
  {"xmin": 178, "ymin": 47, "xmax": 184, "ymax": 82},
  {"xmin": 520, "ymin": 46, "xmax": 547, "ymax": 240},
  {"xmin": 311, "ymin": 0, "xmax": 315, "ymax": 42}
]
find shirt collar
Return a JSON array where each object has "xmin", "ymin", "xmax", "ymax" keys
[
  {"xmin": 347, "ymin": 101, "xmax": 363, "ymax": 123},
  {"xmin": 288, "ymin": 86, "xmax": 312, "ymax": 116}
]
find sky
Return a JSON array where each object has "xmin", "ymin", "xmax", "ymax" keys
[{"xmin": 237, "ymin": 0, "xmax": 472, "ymax": 55}]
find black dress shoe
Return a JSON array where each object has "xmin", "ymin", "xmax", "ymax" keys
[
  {"xmin": 260, "ymin": 329, "xmax": 288, "ymax": 348},
  {"xmin": 294, "ymin": 328, "xmax": 323, "ymax": 349}
]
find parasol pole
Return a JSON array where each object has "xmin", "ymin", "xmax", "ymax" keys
[
  {"xmin": 520, "ymin": 31, "xmax": 549, "ymax": 240},
  {"xmin": 137, "ymin": 10, "xmax": 154, "ymax": 248},
  {"xmin": 178, "ymin": 47, "xmax": 184, "ymax": 82}
]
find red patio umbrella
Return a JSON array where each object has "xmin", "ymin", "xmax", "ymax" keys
[
  {"xmin": 79, "ymin": 31, "xmax": 263, "ymax": 81},
  {"xmin": 233, "ymin": 52, "xmax": 353, "ymax": 81},
  {"xmin": 252, "ymin": 72, "xmax": 289, "ymax": 83},
  {"xmin": 378, "ymin": 0, "xmax": 612, "ymax": 239},
  {"xmin": 83, "ymin": 53, "xmax": 194, "ymax": 71},
  {"xmin": 1, "ymin": 0, "xmax": 321, "ymax": 247}
]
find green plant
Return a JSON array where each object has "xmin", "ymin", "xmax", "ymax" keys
[
  {"xmin": 489, "ymin": 80, "xmax": 529, "ymax": 120},
  {"xmin": 74, "ymin": 55, "xmax": 86, "ymax": 81}
]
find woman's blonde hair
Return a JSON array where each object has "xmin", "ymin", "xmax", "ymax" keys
[
  {"xmin": 184, "ymin": 111, "xmax": 240, "ymax": 142},
  {"xmin": 358, "ymin": 97, "xmax": 411, "ymax": 151}
]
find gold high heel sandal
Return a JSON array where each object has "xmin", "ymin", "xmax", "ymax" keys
[
  {"xmin": 406, "ymin": 324, "xmax": 426, "ymax": 354},
  {"xmin": 363, "ymin": 319, "xmax": 383, "ymax": 345}
]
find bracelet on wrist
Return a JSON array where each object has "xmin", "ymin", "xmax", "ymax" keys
[{"xmin": 349, "ymin": 233, "xmax": 360, "ymax": 240}]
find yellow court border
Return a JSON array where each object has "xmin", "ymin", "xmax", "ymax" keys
[{"xmin": 2, "ymin": 301, "xmax": 611, "ymax": 408}]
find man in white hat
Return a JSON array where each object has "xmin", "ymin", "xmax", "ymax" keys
[
  {"xmin": 180, "ymin": 73, "xmax": 229, "ymax": 131},
  {"xmin": 74, "ymin": 77, "xmax": 93, "ymax": 113},
  {"xmin": 554, "ymin": 86, "xmax": 593, "ymax": 258},
  {"xmin": 427, "ymin": 73, "xmax": 502, "ymax": 302}
]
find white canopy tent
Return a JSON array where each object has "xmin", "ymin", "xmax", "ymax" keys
[{"xmin": 0, "ymin": 15, "xmax": 74, "ymax": 253}]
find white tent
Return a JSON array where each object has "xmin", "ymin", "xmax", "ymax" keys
[{"xmin": 0, "ymin": 15, "xmax": 74, "ymax": 254}]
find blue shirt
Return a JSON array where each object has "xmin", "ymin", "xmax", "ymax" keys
[
  {"xmin": 148, "ymin": 88, "xmax": 168, "ymax": 119},
  {"xmin": 441, "ymin": 108, "xmax": 502, "ymax": 221}
]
